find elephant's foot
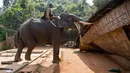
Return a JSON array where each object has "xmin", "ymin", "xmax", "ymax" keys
[
  {"xmin": 25, "ymin": 55, "xmax": 31, "ymax": 61},
  {"xmin": 14, "ymin": 57, "xmax": 23, "ymax": 62},
  {"xmin": 58, "ymin": 57, "xmax": 61, "ymax": 62},
  {"xmin": 52, "ymin": 60, "xmax": 59, "ymax": 63},
  {"xmin": 52, "ymin": 57, "xmax": 61, "ymax": 63}
]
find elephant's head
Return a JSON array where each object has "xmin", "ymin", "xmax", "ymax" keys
[
  {"xmin": 58, "ymin": 13, "xmax": 93, "ymax": 28},
  {"xmin": 58, "ymin": 13, "xmax": 93, "ymax": 34},
  {"xmin": 57, "ymin": 13, "xmax": 76, "ymax": 28}
]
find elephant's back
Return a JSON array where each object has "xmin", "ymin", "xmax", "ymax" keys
[
  {"xmin": 19, "ymin": 18, "xmax": 56, "ymax": 44},
  {"xmin": 27, "ymin": 18, "xmax": 53, "ymax": 44}
]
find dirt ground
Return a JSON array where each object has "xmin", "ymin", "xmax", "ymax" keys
[
  {"xmin": 0, "ymin": 47, "xmax": 128, "ymax": 73},
  {"xmin": 35, "ymin": 48, "xmax": 129, "ymax": 73}
]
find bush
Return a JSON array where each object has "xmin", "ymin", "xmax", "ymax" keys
[
  {"xmin": 0, "ymin": 27, "xmax": 15, "ymax": 42},
  {"xmin": 1, "ymin": 45, "xmax": 9, "ymax": 51},
  {"xmin": 0, "ymin": 28, "xmax": 6, "ymax": 42}
]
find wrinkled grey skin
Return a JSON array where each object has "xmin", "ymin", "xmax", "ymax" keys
[{"xmin": 14, "ymin": 13, "xmax": 82, "ymax": 63}]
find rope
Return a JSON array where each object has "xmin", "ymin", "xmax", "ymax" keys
[{"xmin": 50, "ymin": 21, "xmax": 57, "ymax": 27}]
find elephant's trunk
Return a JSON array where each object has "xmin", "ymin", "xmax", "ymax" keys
[
  {"xmin": 71, "ymin": 15, "xmax": 93, "ymax": 46},
  {"xmin": 14, "ymin": 31, "xmax": 19, "ymax": 48}
]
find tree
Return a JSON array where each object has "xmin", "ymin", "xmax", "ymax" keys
[
  {"xmin": 93, "ymin": 0, "xmax": 109, "ymax": 9},
  {"xmin": 0, "ymin": 0, "xmax": 97, "ymax": 37},
  {"xmin": 3, "ymin": 0, "xmax": 10, "ymax": 8}
]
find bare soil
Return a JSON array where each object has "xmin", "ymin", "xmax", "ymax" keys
[{"xmin": 35, "ymin": 48, "xmax": 129, "ymax": 73}]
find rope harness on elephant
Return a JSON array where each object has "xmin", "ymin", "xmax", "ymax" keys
[
  {"xmin": 49, "ymin": 16, "xmax": 61, "ymax": 27},
  {"xmin": 50, "ymin": 21, "xmax": 57, "ymax": 27}
]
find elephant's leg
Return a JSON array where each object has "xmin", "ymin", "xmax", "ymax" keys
[
  {"xmin": 52, "ymin": 30, "xmax": 61, "ymax": 63},
  {"xmin": 52, "ymin": 43, "xmax": 60, "ymax": 63},
  {"xmin": 15, "ymin": 38, "xmax": 25, "ymax": 62},
  {"xmin": 25, "ymin": 47, "xmax": 34, "ymax": 61},
  {"xmin": 24, "ymin": 32, "xmax": 37, "ymax": 61}
]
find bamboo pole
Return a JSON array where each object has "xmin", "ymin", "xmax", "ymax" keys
[{"xmin": 13, "ymin": 50, "xmax": 50, "ymax": 73}]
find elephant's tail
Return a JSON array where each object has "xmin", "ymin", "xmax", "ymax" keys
[{"xmin": 14, "ymin": 31, "xmax": 19, "ymax": 48}]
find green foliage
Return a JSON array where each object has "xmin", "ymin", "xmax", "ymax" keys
[
  {"xmin": 1, "ymin": 0, "xmax": 96, "ymax": 29},
  {"xmin": 93, "ymin": 0, "xmax": 110, "ymax": 9},
  {"xmin": 3, "ymin": 0, "xmax": 11, "ymax": 8},
  {"xmin": 0, "ymin": 27, "xmax": 6, "ymax": 42},
  {"xmin": 0, "ymin": 0, "xmax": 97, "ymax": 41},
  {"xmin": 0, "ymin": 27, "xmax": 14, "ymax": 42},
  {"xmin": 1, "ymin": 45, "xmax": 9, "ymax": 51},
  {"xmin": 53, "ymin": 5, "xmax": 64, "ymax": 15},
  {"xmin": 0, "ymin": 0, "xmax": 36, "ymax": 30}
]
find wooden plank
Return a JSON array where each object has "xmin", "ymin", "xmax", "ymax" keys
[
  {"xmin": 17, "ymin": 50, "xmax": 53, "ymax": 73},
  {"xmin": 13, "ymin": 50, "xmax": 50, "ymax": 73},
  {"xmin": 100, "ymin": 17, "xmax": 107, "ymax": 26},
  {"xmin": 121, "ymin": 13, "xmax": 130, "ymax": 25},
  {"xmin": 93, "ymin": 28, "xmax": 130, "ymax": 57},
  {"xmin": 111, "ymin": 9, "xmax": 118, "ymax": 20},
  {"xmin": 106, "ymin": 54, "xmax": 130, "ymax": 71},
  {"xmin": 82, "ymin": 12, "xmax": 130, "ymax": 45},
  {"xmin": 126, "ymin": 0, "xmax": 130, "ymax": 14},
  {"xmin": 81, "ymin": 1, "xmax": 130, "ymax": 49},
  {"xmin": 0, "ymin": 49, "xmax": 43, "ymax": 54},
  {"xmin": 120, "ymin": 2, "xmax": 127, "ymax": 14},
  {"xmin": 6, "ymin": 50, "xmax": 43, "ymax": 54},
  {"xmin": 106, "ymin": 13, "xmax": 113, "ymax": 23}
]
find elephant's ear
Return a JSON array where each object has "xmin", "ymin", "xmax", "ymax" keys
[
  {"xmin": 58, "ymin": 20, "xmax": 76, "ymax": 28},
  {"xmin": 58, "ymin": 21, "xmax": 69, "ymax": 28},
  {"xmin": 58, "ymin": 15, "xmax": 76, "ymax": 28},
  {"xmin": 57, "ymin": 17, "xmax": 69, "ymax": 28}
]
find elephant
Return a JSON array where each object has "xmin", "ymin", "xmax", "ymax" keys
[{"xmin": 14, "ymin": 13, "xmax": 92, "ymax": 63}]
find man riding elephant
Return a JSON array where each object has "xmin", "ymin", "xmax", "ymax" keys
[{"xmin": 41, "ymin": 3, "xmax": 56, "ymax": 21}]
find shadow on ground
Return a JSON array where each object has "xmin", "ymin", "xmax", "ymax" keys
[
  {"xmin": 36, "ymin": 64, "xmax": 60, "ymax": 73},
  {"xmin": 74, "ymin": 51, "xmax": 126, "ymax": 73}
]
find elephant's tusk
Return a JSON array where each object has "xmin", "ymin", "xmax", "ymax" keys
[
  {"xmin": 57, "ymin": 16, "xmax": 61, "ymax": 19},
  {"xmin": 79, "ymin": 21, "xmax": 93, "ymax": 25}
]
